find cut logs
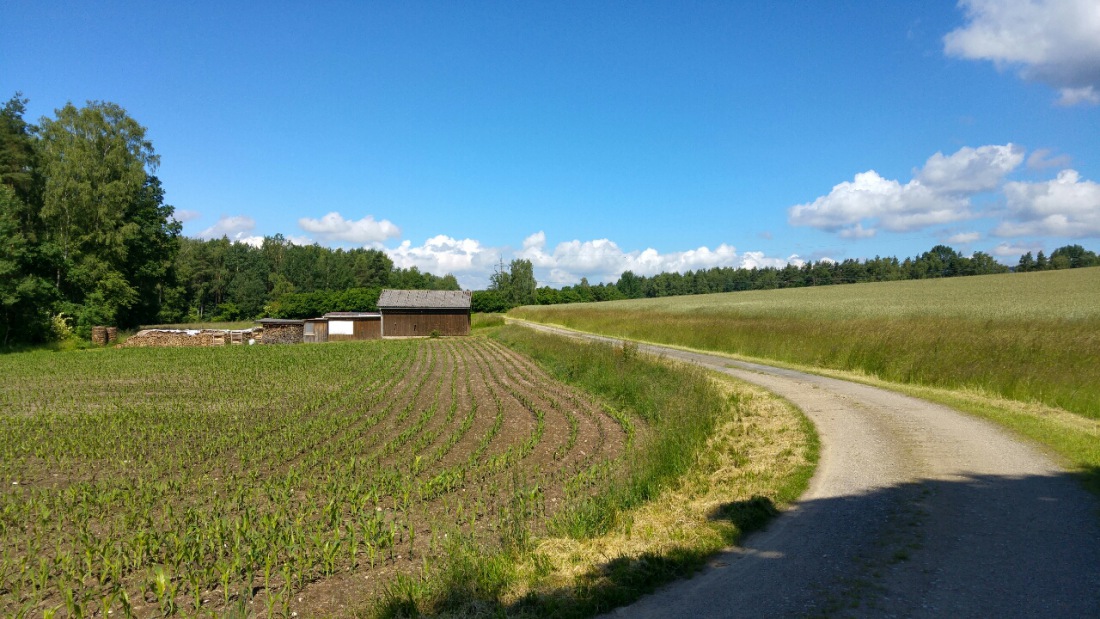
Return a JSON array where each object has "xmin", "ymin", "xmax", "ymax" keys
[{"xmin": 120, "ymin": 328, "xmax": 262, "ymax": 348}]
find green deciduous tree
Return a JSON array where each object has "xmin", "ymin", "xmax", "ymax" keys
[
  {"xmin": 0, "ymin": 95, "xmax": 56, "ymax": 344},
  {"xmin": 508, "ymin": 258, "xmax": 537, "ymax": 306},
  {"xmin": 0, "ymin": 185, "xmax": 56, "ymax": 344},
  {"xmin": 38, "ymin": 100, "xmax": 178, "ymax": 331},
  {"xmin": 1050, "ymin": 244, "xmax": 1099, "ymax": 269}
]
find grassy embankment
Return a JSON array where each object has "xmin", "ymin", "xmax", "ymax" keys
[
  {"xmin": 511, "ymin": 268, "xmax": 1100, "ymax": 494},
  {"xmin": 371, "ymin": 321, "xmax": 817, "ymax": 617}
]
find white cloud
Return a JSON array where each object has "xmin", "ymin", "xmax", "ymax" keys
[
  {"xmin": 994, "ymin": 169, "xmax": 1100, "ymax": 237},
  {"xmin": 516, "ymin": 231, "xmax": 801, "ymax": 285},
  {"xmin": 839, "ymin": 223, "xmax": 876, "ymax": 239},
  {"xmin": 944, "ymin": 0, "xmax": 1100, "ymax": 106},
  {"xmin": 198, "ymin": 215, "xmax": 264, "ymax": 247},
  {"xmin": 1057, "ymin": 86, "xmax": 1100, "ymax": 106},
  {"xmin": 381, "ymin": 231, "xmax": 799, "ymax": 288},
  {"xmin": 788, "ymin": 170, "xmax": 969, "ymax": 235},
  {"xmin": 738, "ymin": 251, "xmax": 804, "ymax": 270},
  {"xmin": 172, "ymin": 209, "xmax": 200, "ymax": 223},
  {"xmin": 991, "ymin": 241, "xmax": 1042, "ymax": 258},
  {"xmin": 947, "ymin": 232, "xmax": 982, "ymax": 244},
  {"xmin": 387, "ymin": 235, "xmax": 500, "ymax": 288},
  {"xmin": 789, "ymin": 144, "xmax": 1023, "ymax": 237},
  {"xmin": 916, "ymin": 144, "xmax": 1024, "ymax": 193},
  {"xmin": 297, "ymin": 212, "xmax": 401, "ymax": 245}
]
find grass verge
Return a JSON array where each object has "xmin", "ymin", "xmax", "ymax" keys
[
  {"xmin": 513, "ymin": 318, "xmax": 1100, "ymax": 501},
  {"xmin": 367, "ymin": 325, "xmax": 818, "ymax": 617}
]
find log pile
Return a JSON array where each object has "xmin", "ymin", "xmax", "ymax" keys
[
  {"xmin": 121, "ymin": 328, "xmax": 262, "ymax": 348},
  {"xmin": 261, "ymin": 323, "xmax": 304, "ymax": 344}
]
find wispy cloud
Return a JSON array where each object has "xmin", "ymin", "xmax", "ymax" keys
[{"xmin": 172, "ymin": 209, "xmax": 201, "ymax": 223}]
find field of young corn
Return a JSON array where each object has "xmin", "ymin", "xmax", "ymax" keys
[{"xmin": 0, "ymin": 338, "xmax": 627, "ymax": 617}]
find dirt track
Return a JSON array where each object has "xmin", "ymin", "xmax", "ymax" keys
[{"xmin": 510, "ymin": 320, "xmax": 1100, "ymax": 618}]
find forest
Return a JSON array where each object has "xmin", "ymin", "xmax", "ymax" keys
[{"xmin": 0, "ymin": 95, "xmax": 456, "ymax": 345}]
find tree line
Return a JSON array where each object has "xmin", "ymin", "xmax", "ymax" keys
[
  {"xmin": 474, "ymin": 244, "xmax": 1099, "ymax": 311},
  {"xmin": 0, "ymin": 94, "xmax": 457, "ymax": 345},
  {"xmin": 173, "ymin": 235, "xmax": 458, "ymax": 321},
  {"xmin": 4, "ymin": 93, "xmax": 1096, "ymax": 342}
]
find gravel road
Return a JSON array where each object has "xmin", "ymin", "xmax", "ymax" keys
[{"xmin": 510, "ymin": 320, "xmax": 1100, "ymax": 618}]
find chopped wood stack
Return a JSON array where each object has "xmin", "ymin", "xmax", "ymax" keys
[
  {"xmin": 91, "ymin": 326, "xmax": 108, "ymax": 345},
  {"xmin": 121, "ymin": 328, "xmax": 262, "ymax": 348}
]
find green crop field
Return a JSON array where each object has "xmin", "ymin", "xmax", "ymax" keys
[
  {"xmin": 512, "ymin": 268, "xmax": 1100, "ymax": 419},
  {"xmin": 0, "ymin": 339, "xmax": 633, "ymax": 616}
]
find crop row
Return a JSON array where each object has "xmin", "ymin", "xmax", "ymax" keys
[{"xmin": 0, "ymin": 338, "xmax": 627, "ymax": 617}]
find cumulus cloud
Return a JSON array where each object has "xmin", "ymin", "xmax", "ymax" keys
[
  {"xmin": 916, "ymin": 144, "xmax": 1025, "ymax": 193},
  {"xmin": 199, "ymin": 215, "xmax": 264, "ymax": 247},
  {"xmin": 297, "ymin": 212, "xmax": 400, "ymax": 245},
  {"xmin": 994, "ymin": 169, "xmax": 1100, "ymax": 237},
  {"xmin": 387, "ymin": 235, "xmax": 500, "ymax": 284},
  {"xmin": 944, "ymin": 0, "xmax": 1100, "ymax": 106},
  {"xmin": 516, "ymin": 231, "xmax": 801, "ymax": 284},
  {"xmin": 788, "ymin": 144, "xmax": 1023, "ymax": 237},
  {"xmin": 381, "ymin": 231, "xmax": 800, "ymax": 288}
]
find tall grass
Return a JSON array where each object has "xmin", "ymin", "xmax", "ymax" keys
[
  {"xmin": 491, "ymin": 325, "xmax": 726, "ymax": 537},
  {"xmin": 512, "ymin": 269, "xmax": 1100, "ymax": 419}
]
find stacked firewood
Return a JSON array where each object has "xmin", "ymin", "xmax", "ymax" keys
[{"xmin": 121, "ymin": 329, "xmax": 259, "ymax": 348}]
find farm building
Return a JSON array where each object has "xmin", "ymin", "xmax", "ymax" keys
[
  {"xmin": 258, "ymin": 318, "xmax": 305, "ymax": 344},
  {"xmin": 303, "ymin": 318, "xmax": 327, "ymax": 343},
  {"xmin": 304, "ymin": 312, "xmax": 382, "ymax": 343},
  {"xmin": 378, "ymin": 289, "xmax": 472, "ymax": 337}
]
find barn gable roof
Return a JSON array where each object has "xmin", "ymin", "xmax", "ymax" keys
[
  {"xmin": 322, "ymin": 312, "xmax": 381, "ymax": 319},
  {"xmin": 378, "ymin": 289, "xmax": 472, "ymax": 310}
]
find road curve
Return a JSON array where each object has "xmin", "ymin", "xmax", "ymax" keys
[{"xmin": 509, "ymin": 320, "xmax": 1100, "ymax": 618}]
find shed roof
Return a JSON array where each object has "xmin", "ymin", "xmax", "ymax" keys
[
  {"xmin": 258, "ymin": 318, "xmax": 305, "ymax": 325},
  {"xmin": 323, "ymin": 312, "xmax": 381, "ymax": 319},
  {"xmin": 378, "ymin": 289, "xmax": 472, "ymax": 310}
]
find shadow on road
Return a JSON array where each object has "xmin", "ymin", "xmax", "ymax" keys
[{"xmin": 397, "ymin": 470, "xmax": 1100, "ymax": 618}]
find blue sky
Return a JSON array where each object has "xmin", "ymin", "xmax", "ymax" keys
[{"xmin": 4, "ymin": 1, "xmax": 1099, "ymax": 288}]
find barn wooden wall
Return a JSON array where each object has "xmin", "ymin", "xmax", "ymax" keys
[
  {"xmin": 329, "ymin": 318, "xmax": 381, "ymax": 341},
  {"xmin": 382, "ymin": 310, "xmax": 470, "ymax": 336}
]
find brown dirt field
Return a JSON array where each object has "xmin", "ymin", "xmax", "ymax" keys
[{"xmin": 286, "ymin": 338, "xmax": 627, "ymax": 617}]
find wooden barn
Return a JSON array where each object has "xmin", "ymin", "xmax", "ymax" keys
[
  {"xmin": 378, "ymin": 289, "xmax": 472, "ymax": 337},
  {"xmin": 319, "ymin": 312, "xmax": 381, "ymax": 342}
]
